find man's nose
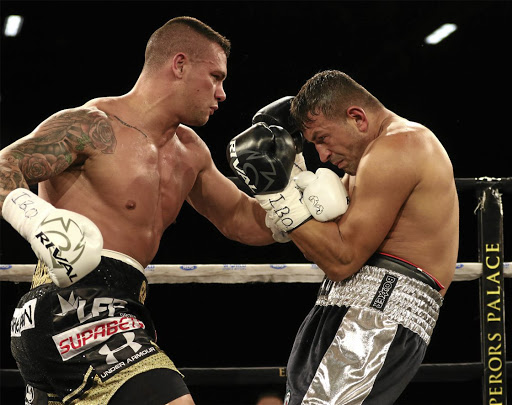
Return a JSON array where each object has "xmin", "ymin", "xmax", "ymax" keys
[
  {"xmin": 216, "ymin": 84, "xmax": 226, "ymax": 102},
  {"xmin": 315, "ymin": 144, "xmax": 331, "ymax": 163}
]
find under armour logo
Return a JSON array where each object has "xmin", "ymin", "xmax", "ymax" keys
[{"xmin": 98, "ymin": 332, "xmax": 142, "ymax": 364}]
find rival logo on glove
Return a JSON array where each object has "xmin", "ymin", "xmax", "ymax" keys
[
  {"xmin": 229, "ymin": 140, "xmax": 281, "ymax": 194},
  {"xmin": 35, "ymin": 231, "xmax": 76, "ymax": 281},
  {"xmin": 229, "ymin": 140, "xmax": 258, "ymax": 193},
  {"xmin": 34, "ymin": 216, "xmax": 89, "ymax": 284}
]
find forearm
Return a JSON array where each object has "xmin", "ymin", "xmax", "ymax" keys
[
  {"xmin": 289, "ymin": 220, "xmax": 360, "ymax": 281},
  {"xmin": 226, "ymin": 196, "xmax": 275, "ymax": 246},
  {"xmin": 188, "ymin": 168, "xmax": 275, "ymax": 246}
]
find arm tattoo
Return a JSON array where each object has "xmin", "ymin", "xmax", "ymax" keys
[
  {"xmin": 4, "ymin": 108, "xmax": 117, "ymax": 184},
  {"xmin": 0, "ymin": 169, "xmax": 25, "ymax": 203}
]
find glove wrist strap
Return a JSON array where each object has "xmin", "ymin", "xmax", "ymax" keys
[
  {"xmin": 256, "ymin": 182, "xmax": 312, "ymax": 232},
  {"xmin": 2, "ymin": 188, "xmax": 55, "ymax": 240}
]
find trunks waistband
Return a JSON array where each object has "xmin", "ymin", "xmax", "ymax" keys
[
  {"xmin": 101, "ymin": 249, "xmax": 145, "ymax": 273},
  {"xmin": 367, "ymin": 252, "xmax": 443, "ymax": 291},
  {"xmin": 316, "ymin": 256, "xmax": 444, "ymax": 344},
  {"xmin": 31, "ymin": 250, "xmax": 146, "ymax": 291}
]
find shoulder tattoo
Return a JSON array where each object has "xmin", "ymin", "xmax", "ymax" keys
[{"xmin": 5, "ymin": 108, "xmax": 117, "ymax": 184}]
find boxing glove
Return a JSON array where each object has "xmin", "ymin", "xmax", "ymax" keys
[
  {"xmin": 228, "ymin": 123, "xmax": 311, "ymax": 232},
  {"xmin": 228, "ymin": 122, "xmax": 297, "ymax": 194},
  {"xmin": 252, "ymin": 96, "xmax": 304, "ymax": 153},
  {"xmin": 2, "ymin": 188, "xmax": 103, "ymax": 287},
  {"xmin": 265, "ymin": 211, "xmax": 291, "ymax": 243},
  {"xmin": 294, "ymin": 168, "xmax": 349, "ymax": 221},
  {"xmin": 261, "ymin": 151, "xmax": 306, "ymax": 239},
  {"xmin": 261, "ymin": 150, "xmax": 309, "ymax": 233},
  {"xmin": 256, "ymin": 179, "xmax": 312, "ymax": 232}
]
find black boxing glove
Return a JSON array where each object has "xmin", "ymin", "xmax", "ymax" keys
[
  {"xmin": 228, "ymin": 122, "xmax": 296, "ymax": 194},
  {"xmin": 252, "ymin": 96, "xmax": 304, "ymax": 153},
  {"xmin": 227, "ymin": 123, "xmax": 312, "ymax": 232},
  {"xmin": 250, "ymin": 96, "xmax": 307, "ymax": 183}
]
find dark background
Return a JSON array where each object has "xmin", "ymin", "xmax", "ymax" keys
[{"xmin": 1, "ymin": 1, "xmax": 511, "ymax": 404}]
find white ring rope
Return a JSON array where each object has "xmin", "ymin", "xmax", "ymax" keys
[{"xmin": 0, "ymin": 262, "xmax": 510, "ymax": 284}]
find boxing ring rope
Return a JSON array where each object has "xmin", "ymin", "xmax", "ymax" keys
[
  {"xmin": 0, "ymin": 261, "xmax": 510, "ymax": 284},
  {"xmin": 1, "ymin": 177, "xmax": 511, "ymax": 403}
]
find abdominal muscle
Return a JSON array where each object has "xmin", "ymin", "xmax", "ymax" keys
[
  {"xmin": 39, "ymin": 180, "xmax": 171, "ymax": 268},
  {"xmin": 88, "ymin": 204, "xmax": 168, "ymax": 269},
  {"xmin": 38, "ymin": 137, "xmax": 198, "ymax": 268}
]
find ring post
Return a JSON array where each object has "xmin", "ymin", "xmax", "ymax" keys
[{"xmin": 477, "ymin": 184, "xmax": 508, "ymax": 404}]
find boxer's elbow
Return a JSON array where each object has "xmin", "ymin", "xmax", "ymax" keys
[
  {"xmin": 318, "ymin": 259, "xmax": 355, "ymax": 282},
  {"xmin": 311, "ymin": 245, "xmax": 357, "ymax": 282},
  {"xmin": 295, "ymin": 223, "xmax": 356, "ymax": 281}
]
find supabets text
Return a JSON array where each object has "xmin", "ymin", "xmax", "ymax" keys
[{"xmin": 53, "ymin": 316, "xmax": 145, "ymax": 361}]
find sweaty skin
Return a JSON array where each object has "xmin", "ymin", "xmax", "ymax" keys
[
  {"xmin": 290, "ymin": 110, "xmax": 459, "ymax": 295},
  {"xmin": 1, "ymin": 23, "xmax": 275, "ymax": 405},
  {"xmin": 0, "ymin": 42, "xmax": 273, "ymax": 270}
]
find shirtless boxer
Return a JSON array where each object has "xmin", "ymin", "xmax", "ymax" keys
[
  {"xmin": 0, "ymin": 17, "xmax": 278, "ymax": 405},
  {"xmin": 229, "ymin": 71, "xmax": 459, "ymax": 404}
]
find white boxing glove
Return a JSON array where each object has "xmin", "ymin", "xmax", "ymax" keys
[
  {"xmin": 294, "ymin": 168, "xmax": 349, "ymax": 221},
  {"xmin": 257, "ymin": 152, "xmax": 312, "ymax": 234},
  {"xmin": 2, "ymin": 188, "xmax": 103, "ymax": 287},
  {"xmin": 256, "ymin": 179, "xmax": 312, "ymax": 233}
]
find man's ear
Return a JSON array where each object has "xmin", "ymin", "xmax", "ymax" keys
[
  {"xmin": 172, "ymin": 53, "xmax": 187, "ymax": 78},
  {"xmin": 346, "ymin": 106, "xmax": 368, "ymax": 132}
]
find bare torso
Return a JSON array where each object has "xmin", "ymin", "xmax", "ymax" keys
[
  {"xmin": 37, "ymin": 99, "xmax": 207, "ymax": 267},
  {"xmin": 346, "ymin": 119, "xmax": 459, "ymax": 293}
]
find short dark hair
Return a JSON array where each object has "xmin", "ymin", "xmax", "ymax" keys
[
  {"xmin": 291, "ymin": 70, "xmax": 382, "ymax": 130},
  {"xmin": 144, "ymin": 16, "xmax": 231, "ymax": 71}
]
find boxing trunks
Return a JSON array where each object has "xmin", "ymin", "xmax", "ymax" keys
[
  {"xmin": 11, "ymin": 250, "xmax": 188, "ymax": 405},
  {"xmin": 285, "ymin": 252, "xmax": 444, "ymax": 405}
]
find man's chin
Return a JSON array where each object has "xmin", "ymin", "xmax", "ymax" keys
[{"xmin": 185, "ymin": 117, "xmax": 209, "ymax": 128}]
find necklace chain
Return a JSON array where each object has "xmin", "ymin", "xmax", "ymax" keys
[{"xmin": 113, "ymin": 115, "xmax": 148, "ymax": 138}]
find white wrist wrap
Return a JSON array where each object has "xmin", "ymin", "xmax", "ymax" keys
[
  {"xmin": 2, "ymin": 188, "xmax": 55, "ymax": 239},
  {"xmin": 256, "ymin": 180, "xmax": 312, "ymax": 232},
  {"xmin": 291, "ymin": 152, "xmax": 307, "ymax": 178},
  {"xmin": 265, "ymin": 211, "xmax": 291, "ymax": 243}
]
